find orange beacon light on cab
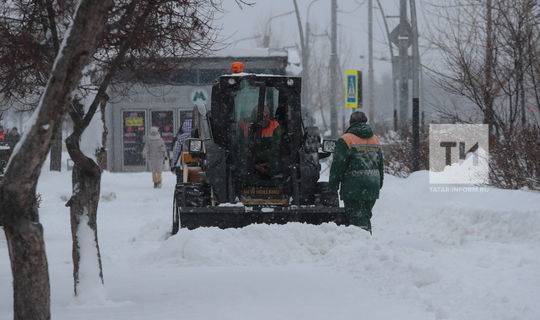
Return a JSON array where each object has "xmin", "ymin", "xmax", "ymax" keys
[{"xmin": 231, "ymin": 62, "xmax": 244, "ymax": 73}]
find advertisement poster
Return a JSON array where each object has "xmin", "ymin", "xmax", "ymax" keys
[
  {"xmin": 151, "ymin": 111, "xmax": 174, "ymax": 151},
  {"xmin": 123, "ymin": 111, "xmax": 146, "ymax": 167}
]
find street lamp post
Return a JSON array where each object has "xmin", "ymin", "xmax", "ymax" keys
[
  {"xmin": 292, "ymin": 0, "xmax": 309, "ymax": 123},
  {"xmin": 329, "ymin": 0, "xmax": 338, "ymax": 138},
  {"xmin": 292, "ymin": 0, "xmax": 322, "ymax": 126},
  {"xmin": 368, "ymin": 0, "xmax": 375, "ymax": 124},
  {"xmin": 303, "ymin": 0, "xmax": 323, "ymax": 125},
  {"xmin": 375, "ymin": 0, "xmax": 398, "ymax": 131}
]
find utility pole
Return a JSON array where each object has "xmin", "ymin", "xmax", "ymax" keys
[
  {"xmin": 409, "ymin": 0, "xmax": 420, "ymax": 171},
  {"xmin": 388, "ymin": 0, "xmax": 421, "ymax": 169},
  {"xmin": 410, "ymin": 0, "xmax": 420, "ymax": 171},
  {"xmin": 329, "ymin": 0, "xmax": 338, "ymax": 137},
  {"xmin": 368, "ymin": 0, "xmax": 375, "ymax": 124},
  {"xmin": 398, "ymin": 0, "xmax": 409, "ymax": 132},
  {"xmin": 376, "ymin": 0, "xmax": 398, "ymax": 130},
  {"xmin": 292, "ymin": 0, "xmax": 308, "ymax": 120},
  {"xmin": 304, "ymin": 21, "xmax": 311, "ymax": 124}
]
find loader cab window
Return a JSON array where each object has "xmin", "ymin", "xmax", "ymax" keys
[
  {"xmin": 232, "ymin": 80, "xmax": 279, "ymax": 124},
  {"xmin": 232, "ymin": 79, "xmax": 282, "ymax": 180},
  {"xmin": 232, "ymin": 79, "xmax": 281, "ymax": 138},
  {"xmin": 233, "ymin": 80, "xmax": 259, "ymax": 122}
]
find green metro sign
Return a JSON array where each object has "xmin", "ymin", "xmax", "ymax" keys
[{"xmin": 191, "ymin": 88, "xmax": 208, "ymax": 105}]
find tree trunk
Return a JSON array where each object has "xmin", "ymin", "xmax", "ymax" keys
[
  {"xmin": 4, "ymin": 201, "xmax": 50, "ymax": 320},
  {"xmin": 49, "ymin": 121, "xmax": 62, "ymax": 171},
  {"xmin": 484, "ymin": 0, "xmax": 495, "ymax": 136},
  {"xmin": 0, "ymin": 0, "xmax": 112, "ymax": 318},
  {"xmin": 63, "ymin": 2, "xmax": 156, "ymax": 296},
  {"xmin": 66, "ymin": 133, "xmax": 104, "ymax": 296},
  {"xmin": 67, "ymin": 161, "xmax": 103, "ymax": 295},
  {"xmin": 96, "ymin": 95, "xmax": 109, "ymax": 170},
  {"xmin": 47, "ymin": 0, "xmax": 62, "ymax": 173}
]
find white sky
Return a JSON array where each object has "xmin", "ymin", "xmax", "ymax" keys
[{"xmin": 215, "ymin": 0, "xmax": 439, "ymax": 81}]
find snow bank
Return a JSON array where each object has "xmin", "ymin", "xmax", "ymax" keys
[
  {"xmin": 128, "ymin": 167, "xmax": 538, "ymax": 320},
  {"xmin": 378, "ymin": 171, "xmax": 540, "ymax": 245},
  {"xmin": 419, "ymin": 205, "xmax": 540, "ymax": 244},
  {"xmin": 146, "ymin": 223, "xmax": 370, "ymax": 267},
  {"xmin": 125, "ymin": 169, "xmax": 539, "ymax": 320}
]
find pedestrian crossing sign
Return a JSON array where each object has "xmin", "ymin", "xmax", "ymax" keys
[{"xmin": 345, "ymin": 70, "xmax": 362, "ymax": 108}]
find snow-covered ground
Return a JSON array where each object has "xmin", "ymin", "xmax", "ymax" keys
[{"xmin": 1, "ymin": 161, "xmax": 539, "ymax": 320}]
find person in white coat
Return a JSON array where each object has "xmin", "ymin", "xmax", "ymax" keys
[{"xmin": 143, "ymin": 126, "xmax": 166, "ymax": 188}]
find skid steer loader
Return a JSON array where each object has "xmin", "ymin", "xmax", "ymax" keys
[{"xmin": 172, "ymin": 71, "xmax": 347, "ymax": 233}]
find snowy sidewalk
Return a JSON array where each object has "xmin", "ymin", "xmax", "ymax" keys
[{"xmin": 1, "ymin": 169, "xmax": 539, "ymax": 320}]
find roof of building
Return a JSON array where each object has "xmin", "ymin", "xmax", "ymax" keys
[{"xmin": 208, "ymin": 47, "xmax": 288, "ymax": 58}]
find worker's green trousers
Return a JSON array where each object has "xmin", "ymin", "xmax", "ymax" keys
[{"xmin": 344, "ymin": 200, "xmax": 376, "ymax": 233}]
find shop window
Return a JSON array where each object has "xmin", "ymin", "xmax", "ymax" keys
[
  {"xmin": 123, "ymin": 111, "xmax": 146, "ymax": 167},
  {"xmin": 151, "ymin": 111, "xmax": 175, "ymax": 151}
]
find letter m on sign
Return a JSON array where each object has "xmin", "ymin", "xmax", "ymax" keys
[{"xmin": 193, "ymin": 91, "xmax": 206, "ymax": 102}]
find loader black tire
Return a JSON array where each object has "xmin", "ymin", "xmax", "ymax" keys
[
  {"xmin": 172, "ymin": 191, "xmax": 180, "ymax": 235},
  {"xmin": 172, "ymin": 198, "xmax": 180, "ymax": 235},
  {"xmin": 172, "ymin": 182, "xmax": 211, "ymax": 234},
  {"xmin": 314, "ymin": 182, "xmax": 339, "ymax": 207}
]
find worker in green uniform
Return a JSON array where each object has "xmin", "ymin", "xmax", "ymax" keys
[{"xmin": 328, "ymin": 111, "xmax": 384, "ymax": 233}]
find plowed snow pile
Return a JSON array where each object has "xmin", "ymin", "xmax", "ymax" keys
[{"xmin": 1, "ymin": 163, "xmax": 539, "ymax": 320}]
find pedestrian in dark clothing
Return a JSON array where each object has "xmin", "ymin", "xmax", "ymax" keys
[
  {"xmin": 6, "ymin": 127, "xmax": 21, "ymax": 149},
  {"xmin": 328, "ymin": 111, "xmax": 384, "ymax": 233},
  {"xmin": 0, "ymin": 125, "xmax": 6, "ymax": 142},
  {"xmin": 171, "ymin": 119, "xmax": 192, "ymax": 179}
]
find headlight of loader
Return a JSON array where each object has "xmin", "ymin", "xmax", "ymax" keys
[
  {"xmin": 322, "ymin": 140, "xmax": 337, "ymax": 153},
  {"xmin": 189, "ymin": 139, "xmax": 203, "ymax": 153}
]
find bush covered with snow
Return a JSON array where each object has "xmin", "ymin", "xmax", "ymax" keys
[{"xmin": 380, "ymin": 130, "xmax": 429, "ymax": 178}]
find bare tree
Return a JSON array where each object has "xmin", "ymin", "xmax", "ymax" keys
[
  {"xmin": 491, "ymin": 0, "xmax": 539, "ymax": 133},
  {"xmin": 427, "ymin": 0, "xmax": 539, "ymax": 138},
  {"xmin": 426, "ymin": 0, "xmax": 540, "ymax": 189},
  {"xmin": 65, "ymin": 0, "xmax": 220, "ymax": 296},
  {"xmin": 301, "ymin": 22, "xmax": 354, "ymax": 133},
  {"xmin": 0, "ymin": 0, "xmax": 77, "ymax": 171},
  {"xmin": 0, "ymin": 0, "xmax": 112, "ymax": 318},
  {"xmin": 250, "ymin": 13, "xmax": 286, "ymax": 48},
  {"xmin": 1, "ymin": 0, "xmax": 222, "ymax": 298}
]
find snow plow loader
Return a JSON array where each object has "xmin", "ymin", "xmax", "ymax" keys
[{"xmin": 172, "ymin": 72, "xmax": 347, "ymax": 233}]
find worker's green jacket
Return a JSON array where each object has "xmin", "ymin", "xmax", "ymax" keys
[{"xmin": 328, "ymin": 123, "xmax": 384, "ymax": 201}]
